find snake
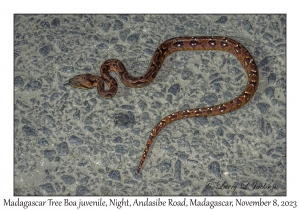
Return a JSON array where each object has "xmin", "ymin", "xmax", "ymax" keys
[{"xmin": 69, "ymin": 36, "xmax": 259, "ymax": 175}]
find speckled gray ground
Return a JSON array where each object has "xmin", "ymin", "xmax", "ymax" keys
[{"xmin": 14, "ymin": 14, "xmax": 286, "ymax": 196}]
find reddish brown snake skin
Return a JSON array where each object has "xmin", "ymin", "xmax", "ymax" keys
[{"xmin": 69, "ymin": 36, "xmax": 259, "ymax": 174}]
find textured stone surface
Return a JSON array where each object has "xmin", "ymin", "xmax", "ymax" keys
[{"xmin": 14, "ymin": 14, "xmax": 286, "ymax": 195}]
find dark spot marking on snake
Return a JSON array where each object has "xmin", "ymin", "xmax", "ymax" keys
[
  {"xmin": 234, "ymin": 45, "xmax": 242, "ymax": 54},
  {"xmin": 153, "ymin": 51, "xmax": 161, "ymax": 63},
  {"xmin": 244, "ymin": 57, "xmax": 251, "ymax": 66},
  {"xmin": 161, "ymin": 47, "xmax": 169, "ymax": 56},
  {"xmin": 219, "ymin": 106, "xmax": 227, "ymax": 112},
  {"xmin": 154, "ymin": 125, "xmax": 161, "ymax": 132},
  {"xmin": 113, "ymin": 61, "xmax": 118, "ymax": 69},
  {"xmin": 195, "ymin": 109, "xmax": 202, "ymax": 115},
  {"xmin": 250, "ymin": 69, "xmax": 258, "ymax": 75},
  {"xmin": 206, "ymin": 108, "xmax": 213, "ymax": 114},
  {"xmin": 151, "ymin": 71, "xmax": 158, "ymax": 79},
  {"xmin": 246, "ymin": 85, "xmax": 254, "ymax": 92},
  {"xmin": 208, "ymin": 40, "xmax": 216, "ymax": 46},
  {"xmin": 169, "ymin": 114, "xmax": 177, "ymax": 120},
  {"xmin": 160, "ymin": 121, "xmax": 166, "ymax": 126},
  {"xmin": 236, "ymin": 99, "xmax": 242, "ymax": 106},
  {"xmin": 182, "ymin": 111, "xmax": 190, "ymax": 117},
  {"xmin": 102, "ymin": 65, "xmax": 110, "ymax": 72},
  {"xmin": 173, "ymin": 41, "xmax": 184, "ymax": 47},
  {"xmin": 189, "ymin": 40, "xmax": 201, "ymax": 47},
  {"xmin": 244, "ymin": 93, "xmax": 251, "ymax": 100},
  {"xmin": 249, "ymin": 81, "xmax": 257, "ymax": 86},
  {"xmin": 220, "ymin": 40, "xmax": 228, "ymax": 47}
]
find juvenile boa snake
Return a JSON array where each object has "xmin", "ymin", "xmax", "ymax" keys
[{"xmin": 69, "ymin": 36, "xmax": 259, "ymax": 174}]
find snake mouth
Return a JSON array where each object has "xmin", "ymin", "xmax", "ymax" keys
[
  {"xmin": 69, "ymin": 76, "xmax": 95, "ymax": 90},
  {"xmin": 69, "ymin": 81, "xmax": 89, "ymax": 89}
]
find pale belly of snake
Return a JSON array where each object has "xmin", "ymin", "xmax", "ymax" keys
[{"xmin": 69, "ymin": 36, "xmax": 259, "ymax": 174}]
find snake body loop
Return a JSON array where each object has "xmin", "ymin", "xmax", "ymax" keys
[{"xmin": 69, "ymin": 36, "xmax": 259, "ymax": 174}]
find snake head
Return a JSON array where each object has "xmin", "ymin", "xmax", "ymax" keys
[{"xmin": 69, "ymin": 74, "xmax": 98, "ymax": 89}]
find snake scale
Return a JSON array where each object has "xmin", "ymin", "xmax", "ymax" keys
[{"xmin": 69, "ymin": 36, "xmax": 259, "ymax": 174}]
